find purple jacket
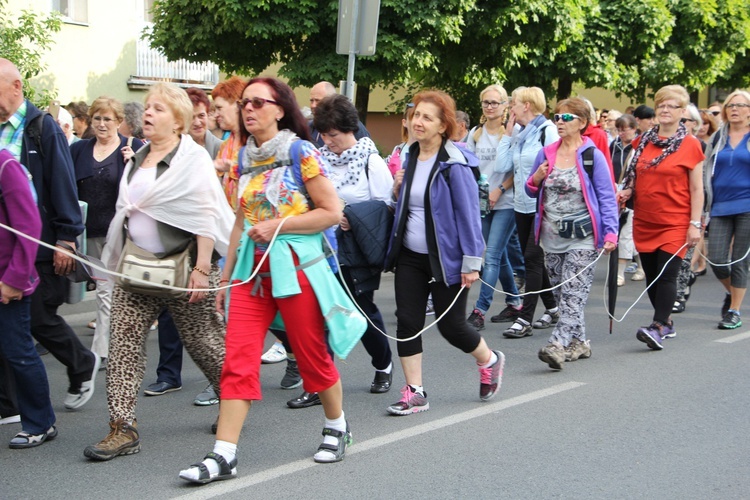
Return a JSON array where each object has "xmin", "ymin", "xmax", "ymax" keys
[
  {"xmin": 525, "ymin": 137, "xmax": 618, "ymax": 249},
  {"xmin": 0, "ymin": 150, "xmax": 41, "ymax": 295},
  {"xmin": 385, "ymin": 140, "xmax": 485, "ymax": 286}
]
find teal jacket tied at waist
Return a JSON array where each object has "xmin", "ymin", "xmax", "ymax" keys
[{"xmin": 231, "ymin": 223, "xmax": 366, "ymax": 359}]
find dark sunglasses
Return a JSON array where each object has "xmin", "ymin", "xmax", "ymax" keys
[
  {"xmin": 701, "ymin": 109, "xmax": 721, "ymax": 116},
  {"xmin": 553, "ymin": 113, "xmax": 580, "ymax": 123},
  {"xmin": 236, "ymin": 97, "xmax": 278, "ymax": 110},
  {"xmin": 680, "ymin": 118, "xmax": 697, "ymax": 124}
]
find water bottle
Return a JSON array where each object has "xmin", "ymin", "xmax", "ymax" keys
[{"xmin": 478, "ymin": 173, "xmax": 490, "ymax": 218}]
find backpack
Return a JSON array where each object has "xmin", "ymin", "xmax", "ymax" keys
[{"xmin": 25, "ymin": 112, "xmax": 47, "ymax": 162}]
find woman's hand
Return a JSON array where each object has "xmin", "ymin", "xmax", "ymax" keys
[
  {"xmin": 461, "ymin": 271, "xmax": 480, "ymax": 288},
  {"xmin": 187, "ymin": 270, "xmax": 209, "ymax": 303},
  {"xmin": 531, "ymin": 161, "xmax": 549, "ymax": 186},
  {"xmin": 687, "ymin": 225, "xmax": 701, "ymax": 247},
  {"xmin": 602, "ymin": 241, "xmax": 616, "ymax": 255},
  {"xmin": 489, "ymin": 188, "xmax": 502, "ymax": 209},
  {"xmin": 215, "ymin": 288, "xmax": 227, "ymax": 316},
  {"xmin": 214, "ymin": 158, "xmax": 231, "ymax": 173},
  {"xmin": 121, "ymin": 145, "xmax": 135, "ymax": 163},
  {"xmin": 339, "ymin": 215, "xmax": 351, "ymax": 231},
  {"xmin": 616, "ymin": 188, "xmax": 632, "ymax": 204},
  {"xmin": 248, "ymin": 219, "xmax": 282, "ymax": 244},
  {"xmin": 392, "ymin": 169, "xmax": 405, "ymax": 200},
  {"xmin": 0, "ymin": 282, "xmax": 23, "ymax": 304},
  {"xmin": 504, "ymin": 111, "xmax": 515, "ymax": 136}
]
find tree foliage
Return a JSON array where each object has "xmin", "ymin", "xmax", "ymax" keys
[
  {"xmin": 0, "ymin": 0, "xmax": 61, "ymax": 106},
  {"xmin": 148, "ymin": 0, "xmax": 750, "ymax": 117}
]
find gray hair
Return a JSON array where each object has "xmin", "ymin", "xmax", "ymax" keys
[
  {"xmin": 685, "ymin": 104, "xmax": 702, "ymax": 135},
  {"xmin": 122, "ymin": 101, "xmax": 145, "ymax": 139},
  {"xmin": 456, "ymin": 110, "xmax": 470, "ymax": 128}
]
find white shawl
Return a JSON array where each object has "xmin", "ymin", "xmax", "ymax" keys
[{"xmin": 102, "ymin": 134, "xmax": 234, "ymax": 272}]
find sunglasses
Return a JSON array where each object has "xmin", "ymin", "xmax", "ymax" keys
[
  {"xmin": 553, "ymin": 113, "xmax": 580, "ymax": 123},
  {"xmin": 701, "ymin": 109, "xmax": 721, "ymax": 116},
  {"xmin": 680, "ymin": 118, "xmax": 697, "ymax": 124},
  {"xmin": 236, "ymin": 97, "xmax": 278, "ymax": 110}
]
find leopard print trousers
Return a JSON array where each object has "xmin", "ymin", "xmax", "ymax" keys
[{"xmin": 106, "ymin": 266, "xmax": 225, "ymax": 422}]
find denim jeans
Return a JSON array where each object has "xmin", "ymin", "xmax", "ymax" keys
[
  {"xmin": 475, "ymin": 209, "xmax": 521, "ymax": 312},
  {"xmin": 0, "ymin": 297, "xmax": 55, "ymax": 434}
]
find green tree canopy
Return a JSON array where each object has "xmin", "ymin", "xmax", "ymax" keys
[
  {"xmin": 0, "ymin": 0, "xmax": 61, "ymax": 106},
  {"xmin": 148, "ymin": 0, "xmax": 750, "ymax": 116}
]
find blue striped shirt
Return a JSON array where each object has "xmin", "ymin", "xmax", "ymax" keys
[{"xmin": 0, "ymin": 101, "xmax": 27, "ymax": 161}]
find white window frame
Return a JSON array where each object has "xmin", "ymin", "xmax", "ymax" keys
[{"xmin": 51, "ymin": 0, "xmax": 89, "ymax": 25}]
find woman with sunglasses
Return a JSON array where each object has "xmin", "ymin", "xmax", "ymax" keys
[
  {"xmin": 526, "ymin": 99, "xmax": 618, "ymax": 369},
  {"xmin": 619, "ymin": 85, "xmax": 705, "ymax": 350},
  {"xmin": 180, "ymin": 78, "xmax": 362, "ymax": 483},
  {"xmin": 704, "ymin": 90, "xmax": 750, "ymax": 330},
  {"xmin": 466, "ymin": 85, "xmax": 522, "ymax": 331},
  {"xmin": 496, "ymin": 86, "xmax": 561, "ymax": 338},
  {"xmin": 385, "ymin": 89, "xmax": 504, "ymax": 416}
]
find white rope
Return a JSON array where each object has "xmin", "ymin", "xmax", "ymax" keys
[{"xmin": 0, "ymin": 218, "xmax": 291, "ymax": 293}]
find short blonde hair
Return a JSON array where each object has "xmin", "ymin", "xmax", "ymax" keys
[
  {"xmin": 654, "ymin": 85, "xmax": 690, "ymax": 108},
  {"xmin": 511, "ymin": 86, "xmax": 547, "ymax": 115},
  {"xmin": 89, "ymin": 96, "xmax": 124, "ymax": 123},
  {"xmin": 721, "ymin": 89, "xmax": 750, "ymax": 122},
  {"xmin": 144, "ymin": 83, "xmax": 193, "ymax": 135}
]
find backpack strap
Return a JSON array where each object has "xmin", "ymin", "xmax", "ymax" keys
[
  {"xmin": 538, "ymin": 123, "xmax": 549, "ymax": 146},
  {"xmin": 25, "ymin": 113, "xmax": 47, "ymax": 162},
  {"xmin": 582, "ymin": 147, "xmax": 595, "ymax": 181}
]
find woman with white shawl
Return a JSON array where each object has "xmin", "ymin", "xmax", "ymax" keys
[{"xmin": 84, "ymin": 83, "xmax": 233, "ymax": 462}]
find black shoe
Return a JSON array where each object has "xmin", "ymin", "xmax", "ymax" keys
[
  {"xmin": 144, "ymin": 381, "xmax": 182, "ymax": 396},
  {"xmin": 287, "ymin": 391, "xmax": 321, "ymax": 409},
  {"xmin": 694, "ymin": 268, "xmax": 707, "ymax": 276},
  {"xmin": 467, "ymin": 309, "xmax": 485, "ymax": 331},
  {"xmin": 672, "ymin": 300, "xmax": 686, "ymax": 313},
  {"xmin": 490, "ymin": 305, "xmax": 521, "ymax": 323},
  {"xmin": 370, "ymin": 371, "xmax": 392, "ymax": 394}
]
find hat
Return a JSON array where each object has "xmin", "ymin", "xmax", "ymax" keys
[{"xmin": 633, "ymin": 105, "xmax": 655, "ymax": 120}]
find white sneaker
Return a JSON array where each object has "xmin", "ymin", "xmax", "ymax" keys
[
  {"xmin": 64, "ymin": 354, "xmax": 100, "ymax": 410},
  {"xmin": 617, "ymin": 275, "xmax": 625, "ymax": 287},
  {"xmin": 0, "ymin": 414, "xmax": 21, "ymax": 425},
  {"xmin": 261, "ymin": 341, "xmax": 287, "ymax": 364},
  {"xmin": 631, "ymin": 269, "xmax": 646, "ymax": 281}
]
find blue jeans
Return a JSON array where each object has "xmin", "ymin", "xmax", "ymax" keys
[
  {"xmin": 476, "ymin": 209, "xmax": 521, "ymax": 313},
  {"xmin": 156, "ymin": 310, "xmax": 183, "ymax": 386},
  {"xmin": 0, "ymin": 297, "xmax": 55, "ymax": 434}
]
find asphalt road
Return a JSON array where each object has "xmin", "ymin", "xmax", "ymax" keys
[{"xmin": 2, "ymin": 262, "xmax": 748, "ymax": 499}]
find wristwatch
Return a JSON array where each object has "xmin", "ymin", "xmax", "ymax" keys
[
  {"xmin": 499, "ymin": 186, "xmax": 506, "ymax": 194},
  {"xmin": 689, "ymin": 220, "xmax": 701, "ymax": 229}
]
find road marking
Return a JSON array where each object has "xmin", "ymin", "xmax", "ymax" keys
[
  {"xmin": 715, "ymin": 330, "xmax": 750, "ymax": 343},
  {"xmin": 175, "ymin": 381, "xmax": 585, "ymax": 499}
]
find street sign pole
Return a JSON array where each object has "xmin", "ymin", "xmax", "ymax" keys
[{"xmin": 345, "ymin": 0, "xmax": 359, "ymax": 101}]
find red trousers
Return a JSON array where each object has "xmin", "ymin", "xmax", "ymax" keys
[{"xmin": 220, "ymin": 257, "xmax": 339, "ymax": 400}]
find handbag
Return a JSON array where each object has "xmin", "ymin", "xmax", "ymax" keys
[
  {"xmin": 116, "ymin": 236, "xmax": 194, "ymax": 299},
  {"xmin": 558, "ymin": 209, "xmax": 593, "ymax": 239}
]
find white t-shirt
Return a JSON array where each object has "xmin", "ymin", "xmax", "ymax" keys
[
  {"xmin": 127, "ymin": 167, "xmax": 165, "ymax": 254},
  {"xmin": 333, "ymin": 154, "xmax": 393, "ymax": 205},
  {"xmin": 469, "ymin": 127, "xmax": 513, "ymax": 211}
]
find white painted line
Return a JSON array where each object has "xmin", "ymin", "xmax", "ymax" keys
[
  {"xmin": 715, "ymin": 330, "xmax": 750, "ymax": 343},
  {"xmin": 175, "ymin": 381, "xmax": 585, "ymax": 499}
]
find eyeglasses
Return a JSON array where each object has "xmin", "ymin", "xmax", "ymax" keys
[
  {"xmin": 92, "ymin": 116, "xmax": 115, "ymax": 124},
  {"xmin": 680, "ymin": 118, "xmax": 697, "ymax": 124},
  {"xmin": 655, "ymin": 104, "xmax": 683, "ymax": 111},
  {"xmin": 481, "ymin": 100, "xmax": 506, "ymax": 109},
  {"xmin": 236, "ymin": 97, "xmax": 279, "ymax": 110},
  {"xmin": 701, "ymin": 109, "xmax": 721, "ymax": 116},
  {"xmin": 726, "ymin": 103, "xmax": 750, "ymax": 110},
  {"xmin": 553, "ymin": 113, "xmax": 580, "ymax": 123}
]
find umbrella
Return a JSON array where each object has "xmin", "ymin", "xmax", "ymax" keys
[{"xmin": 607, "ymin": 209, "xmax": 630, "ymax": 334}]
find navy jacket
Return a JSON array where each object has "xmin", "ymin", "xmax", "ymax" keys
[{"xmin": 20, "ymin": 101, "xmax": 84, "ymax": 262}]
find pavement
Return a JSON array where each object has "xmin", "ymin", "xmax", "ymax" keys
[{"xmin": 1, "ymin": 263, "xmax": 749, "ymax": 499}]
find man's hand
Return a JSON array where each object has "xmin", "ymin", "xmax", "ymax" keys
[{"xmin": 54, "ymin": 240, "xmax": 77, "ymax": 276}]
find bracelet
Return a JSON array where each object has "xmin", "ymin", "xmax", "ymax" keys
[
  {"xmin": 689, "ymin": 220, "xmax": 702, "ymax": 229},
  {"xmin": 192, "ymin": 267, "xmax": 210, "ymax": 276}
]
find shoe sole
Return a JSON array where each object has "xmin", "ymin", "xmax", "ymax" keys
[
  {"xmin": 65, "ymin": 355, "xmax": 101, "ymax": 410},
  {"xmin": 280, "ymin": 379, "xmax": 304, "ymax": 390},
  {"xmin": 83, "ymin": 442, "xmax": 141, "ymax": 461},
  {"xmin": 194, "ymin": 399, "xmax": 219, "ymax": 406},
  {"xmin": 532, "ymin": 320, "xmax": 559, "ymax": 329},
  {"xmin": 313, "ymin": 434, "xmax": 353, "ymax": 463},
  {"xmin": 370, "ymin": 384, "xmax": 392, "ymax": 394},
  {"xmin": 287, "ymin": 399, "xmax": 322, "ymax": 409},
  {"xmin": 261, "ymin": 355, "xmax": 287, "ymax": 364},
  {"xmin": 718, "ymin": 321, "xmax": 742, "ymax": 330},
  {"xmin": 503, "ymin": 329, "xmax": 533, "ymax": 338},
  {"xmin": 566, "ymin": 351, "xmax": 592, "ymax": 362},
  {"xmin": 538, "ymin": 351, "xmax": 563, "ymax": 370},
  {"xmin": 180, "ymin": 468, "xmax": 238, "ymax": 484},
  {"xmin": 144, "ymin": 386, "xmax": 182, "ymax": 396},
  {"xmin": 636, "ymin": 330, "xmax": 663, "ymax": 350},
  {"xmin": 387, "ymin": 403, "xmax": 430, "ymax": 416}
]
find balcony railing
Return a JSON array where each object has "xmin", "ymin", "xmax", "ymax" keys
[{"xmin": 128, "ymin": 36, "xmax": 220, "ymax": 91}]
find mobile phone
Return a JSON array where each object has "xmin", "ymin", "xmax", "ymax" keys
[{"xmin": 49, "ymin": 100, "xmax": 61, "ymax": 120}]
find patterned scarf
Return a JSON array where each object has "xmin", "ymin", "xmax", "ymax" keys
[
  {"xmin": 320, "ymin": 137, "xmax": 379, "ymax": 190},
  {"xmin": 239, "ymin": 129, "xmax": 297, "ymax": 208},
  {"xmin": 622, "ymin": 122, "xmax": 688, "ymax": 190}
]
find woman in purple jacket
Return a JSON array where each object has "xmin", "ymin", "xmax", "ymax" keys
[
  {"xmin": 384, "ymin": 90, "xmax": 505, "ymax": 415},
  {"xmin": 526, "ymin": 98, "xmax": 618, "ymax": 370},
  {"xmin": 0, "ymin": 149, "xmax": 56, "ymax": 448}
]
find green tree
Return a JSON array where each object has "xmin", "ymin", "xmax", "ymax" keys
[{"xmin": 0, "ymin": 0, "xmax": 62, "ymax": 106}]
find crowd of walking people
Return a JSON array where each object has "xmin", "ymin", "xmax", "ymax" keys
[{"xmin": 1, "ymin": 55, "xmax": 748, "ymax": 485}]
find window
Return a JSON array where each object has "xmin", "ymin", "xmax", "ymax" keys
[{"xmin": 52, "ymin": 0, "xmax": 88, "ymax": 24}]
